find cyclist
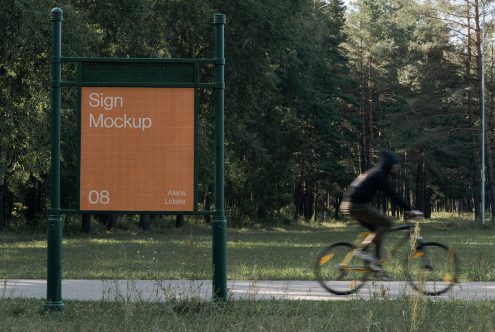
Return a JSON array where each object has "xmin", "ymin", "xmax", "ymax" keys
[{"xmin": 340, "ymin": 150, "xmax": 423, "ymax": 273}]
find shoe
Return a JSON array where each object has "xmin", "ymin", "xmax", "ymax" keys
[{"xmin": 353, "ymin": 249, "xmax": 381, "ymax": 272}]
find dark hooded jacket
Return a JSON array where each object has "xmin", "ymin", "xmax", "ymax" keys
[{"xmin": 342, "ymin": 151, "xmax": 411, "ymax": 211}]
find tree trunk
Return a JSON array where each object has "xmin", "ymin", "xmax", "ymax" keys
[
  {"xmin": 415, "ymin": 151, "xmax": 430, "ymax": 216},
  {"xmin": 107, "ymin": 215, "xmax": 117, "ymax": 230},
  {"xmin": 487, "ymin": 43, "xmax": 495, "ymax": 222},
  {"xmin": 0, "ymin": 172, "xmax": 5, "ymax": 230},
  {"xmin": 175, "ymin": 215, "xmax": 184, "ymax": 228},
  {"xmin": 203, "ymin": 184, "xmax": 213, "ymax": 223},
  {"xmin": 98, "ymin": 214, "xmax": 116, "ymax": 230},
  {"xmin": 139, "ymin": 214, "xmax": 151, "ymax": 230},
  {"xmin": 466, "ymin": 1, "xmax": 482, "ymax": 221},
  {"xmin": 425, "ymin": 188, "xmax": 432, "ymax": 218},
  {"xmin": 293, "ymin": 178, "xmax": 304, "ymax": 220},
  {"xmin": 360, "ymin": 59, "xmax": 373, "ymax": 173},
  {"xmin": 6, "ymin": 189, "xmax": 13, "ymax": 228},
  {"xmin": 358, "ymin": 35, "xmax": 372, "ymax": 172},
  {"xmin": 304, "ymin": 179, "xmax": 316, "ymax": 222},
  {"xmin": 333, "ymin": 195, "xmax": 341, "ymax": 219},
  {"xmin": 404, "ymin": 153, "xmax": 411, "ymax": 217},
  {"xmin": 491, "ymin": 44, "xmax": 495, "ymax": 221},
  {"xmin": 0, "ymin": 148, "xmax": 7, "ymax": 230},
  {"xmin": 311, "ymin": 180, "xmax": 317, "ymax": 222},
  {"xmin": 366, "ymin": 67, "xmax": 373, "ymax": 170},
  {"xmin": 25, "ymin": 177, "xmax": 40, "ymax": 226},
  {"xmin": 474, "ymin": 0, "xmax": 495, "ymax": 222},
  {"xmin": 81, "ymin": 214, "xmax": 91, "ymax": 233},
  {"xmin": 484, "ymin": 84, "xmax": 495, "ymax": 221}
]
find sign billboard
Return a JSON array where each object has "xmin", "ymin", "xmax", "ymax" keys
[{"xmin": 79, "ymin": 87, "xmax": 195, "ymax": 211}]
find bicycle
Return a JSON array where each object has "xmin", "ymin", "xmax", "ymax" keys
[{"xmin": 314, "ymin": 219, "xmax": 459, "ymax": 296}]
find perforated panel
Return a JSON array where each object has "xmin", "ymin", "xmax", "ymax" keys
[{"xmin": 82, "ymin": 62, "xmax": 195, "ymax": 84}]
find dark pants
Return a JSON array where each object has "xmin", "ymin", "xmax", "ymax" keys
[{"xmin": 340, "ymin": 201, "xmax": 392, "ymax": 259}]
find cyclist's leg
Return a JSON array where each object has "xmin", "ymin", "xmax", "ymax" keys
[
  {"xmin": 356, "ymin": 218, "xmax": 388, "ymax": 259},
  {"xmin": 355, "ymin": 219, "xmax": 378, "ymax": 249},
  {"xmin": 341, "ymin": 201, "xmax": 377, "ymax": 248},
  {"xmin": 348, "ymin": 205, "xmax": 392, "ymax": 260}
]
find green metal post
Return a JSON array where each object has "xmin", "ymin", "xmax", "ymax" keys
[
  {"xmin": 46, "ymin": 7, "xmax": 64, "ymax": 311},
  {"xmin": 212, "ymin": 13, "xmax": 227, "ymax": 302}
]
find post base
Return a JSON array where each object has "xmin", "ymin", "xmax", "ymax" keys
[
  {"xmin": 44, "ymin": 301, "xmax": 64, "ymax": 311},
  {"xmin": 212, "ymin": 212, "xmax": 227, "ymax": 302}
]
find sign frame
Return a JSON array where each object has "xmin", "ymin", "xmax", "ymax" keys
[
  {"xmin": 74, "ymin": 62, "xmax": 201, "ymax": 214},
  {"xmin": 47, "ymin": 7, "xmax": 228, "ymax": 310}
]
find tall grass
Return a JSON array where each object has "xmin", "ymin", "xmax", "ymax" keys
[{"xmin": 1, "ymin": 297, "xmax": 494, "ymax": 331}]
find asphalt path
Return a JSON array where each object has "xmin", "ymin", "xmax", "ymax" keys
[{"xmin": 2, "ymin": 280, "xmax": 495, "ymax": 301}]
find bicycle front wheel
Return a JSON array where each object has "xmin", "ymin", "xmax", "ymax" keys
[
  {"xmin": 315, "ymin": 242, "xmax": 369, "ymax": 295},
  {"xmin": 405, "ymin": 242, "xmax": 458, "ymax": 296}
]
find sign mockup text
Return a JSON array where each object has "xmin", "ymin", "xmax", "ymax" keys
[{"xmin": 80, "ymin": 87, "xmax": 195, "ymax": 211}]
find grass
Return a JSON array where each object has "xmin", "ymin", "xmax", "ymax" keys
[
  {"xmin": 1, "ymin": 297, "xmax": 495, "ymax": 331},
  {"xmin": 0, "ymin": 213, "xmax": 494, "ymax": 281},
  {"xmin": 1, "ymin": 214, "xmax": 495, "ymax": 331}
]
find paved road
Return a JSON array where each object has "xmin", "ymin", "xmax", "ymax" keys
[{"xmin": 2, "ymin": 280, "xmax": 495, "ymax": 301}]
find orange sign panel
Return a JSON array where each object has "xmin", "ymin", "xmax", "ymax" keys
[{"xmin": 80, "ymin": 87, "xmax": 195, "ymax": 211}]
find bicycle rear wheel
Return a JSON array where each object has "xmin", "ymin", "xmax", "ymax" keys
[
  {"xmin": 405, "ymin": 242, "xmax": 458, "ymax": 296},
  {"xmin": 315, "ymin": 242, "xmax": 369, "ymax": 295}
]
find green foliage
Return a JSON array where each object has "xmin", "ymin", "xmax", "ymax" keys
[
  {"xmin": 1, "ymin": 0, "xmax": 492, "ymax": 227},
  {"xmin": 343, "ymin": 0, "xmax": 485, "ymax": 212}
]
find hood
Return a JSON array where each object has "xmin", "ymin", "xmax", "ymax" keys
[{"xmin": 379, "ymin": 150, "xmax": 399, "ymax": 173}]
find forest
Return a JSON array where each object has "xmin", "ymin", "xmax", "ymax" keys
[{"xmin": 1, "ymin": 0, "xmax": 494, "ymax": 229}]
